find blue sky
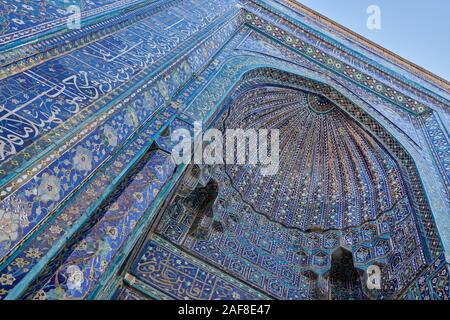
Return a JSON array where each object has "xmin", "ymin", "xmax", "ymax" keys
[{"xmin": 297, "ymin": 0, "xmax": 450, "ymax": 81}]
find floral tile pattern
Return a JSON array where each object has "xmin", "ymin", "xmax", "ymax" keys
[{"xmin": 22, "ymin": 150, "xmax": 175, "ymax": 300}]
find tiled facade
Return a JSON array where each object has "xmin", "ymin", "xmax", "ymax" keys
[{"xmin": 0, "ymin": 0, "xmax": 448, "ymax": 300}]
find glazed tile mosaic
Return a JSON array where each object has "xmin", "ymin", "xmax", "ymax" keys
[{"xmin": 0, "ymin": 0, "xmax": 448, "ymax": 300}]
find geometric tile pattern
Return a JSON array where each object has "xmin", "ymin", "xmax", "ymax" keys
[{"xmin": 158, "ymin": 164, "xmax": 428, "ymax": 299}]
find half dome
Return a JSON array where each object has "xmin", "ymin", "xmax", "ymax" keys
[{"xmin": 224, "ymin": 85, "xmax": 406, "ymax": 231}]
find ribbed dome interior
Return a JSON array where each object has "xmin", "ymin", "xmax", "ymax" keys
[{"xmin": 225, "ymin": 85, "xmax": 406, "ymax": 231}]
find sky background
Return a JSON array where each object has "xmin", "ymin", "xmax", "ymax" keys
[{"xmin": 297, "ymin": 0, "xmax": 450, "ymax": 81}]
